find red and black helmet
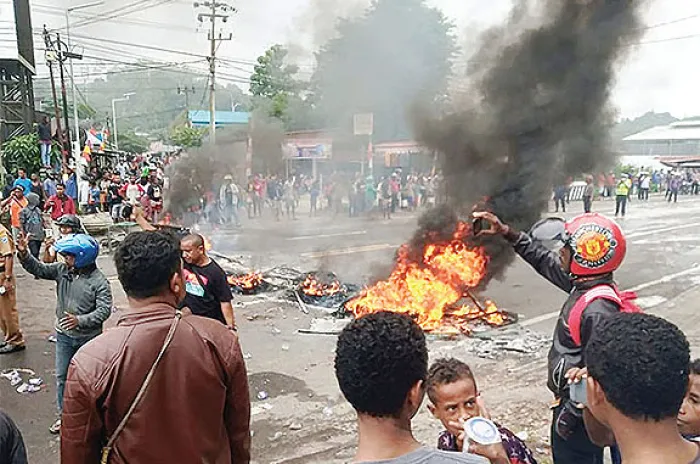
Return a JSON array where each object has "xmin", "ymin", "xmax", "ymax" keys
[
  {"xmin": 564, "ymin": 213, "xmax": 626, "ymax": 276},
  {"xmin": 529, "ymin": 213, "xmax": 626, "ymax": 276}
]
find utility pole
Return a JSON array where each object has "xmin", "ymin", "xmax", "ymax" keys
[
  {"xmin": 66, "ymin": 1, "xmax": 103, "ymax": 178},
  {"xmin": 177, "ymin": 85, "xmax": 196, "ymax": 112},
  {"xmin": 56, "ymin": 33, "xmax": 71, "ymax": 159},
  {"xmin": 195, "ymin": 1, "xmax": 235, "ymax": 145},
  {"xmin": 43, "ymin": 27, "xmax": 68, "ymax": 165}
]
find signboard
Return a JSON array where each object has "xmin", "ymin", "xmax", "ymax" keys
[
  {"xmin": 353, "ymin": 113, "xmax": 374, "ymax": 136},
  {"xmin": 283, "ymin": 140, "xmax": 332, "ymax": 159},
  {"xmin": 0, "ymin": 0, "xmax": 35, "ymax": 72}
]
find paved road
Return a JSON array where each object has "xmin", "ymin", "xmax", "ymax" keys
[
  {"xmin": 3, "ymin": 193, "xmax": 700, "ymax": 463},
  {"xmin": 205, "ymin": 194, "xmax": 700, "ymax": 322}
]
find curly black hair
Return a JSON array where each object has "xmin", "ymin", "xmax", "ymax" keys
[
  {"xmin": 334, "ymin": 312, "xmax": 428, "ymax": 418},
  {"xmin": 586, "ymin": 313, "xmax": 690, "ymax": 421},
  {"xmin": 114, "ymin": 231, "xmax": 182, "ymax": 299},
  {"xmin": 426, "ymin": 358, "xmax": 476, "ymax": 404}
]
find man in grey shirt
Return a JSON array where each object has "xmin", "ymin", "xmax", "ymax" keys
[{"xmin": 334, "ymin": 312, "xmax": 508, "ymax": 464}]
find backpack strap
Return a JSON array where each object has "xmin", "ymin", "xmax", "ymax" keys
[{"xmin": 568, "ymin": 285, "xmax": 622, "ymax": 346}]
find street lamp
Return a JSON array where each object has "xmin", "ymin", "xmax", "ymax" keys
[
  {"xmin": 111, "ymin": 93, "xmax": 135, "ymax": 151},
  {"xmin": 66, "ymin": 1, "xmax": 104, "ymax": 175}
]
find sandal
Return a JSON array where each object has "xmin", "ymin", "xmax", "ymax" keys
[{"xmin": 49, "ymin": 419, "xmax": 61, "ymax": 435}]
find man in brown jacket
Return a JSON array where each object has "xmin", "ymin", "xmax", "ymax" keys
[{"xmin": 60, "ymin": 230, "xmax": 251, "ymax": 463}]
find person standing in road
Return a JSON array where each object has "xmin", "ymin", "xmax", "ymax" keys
[
  {"xmin": 29, "ymin": 173, "xmax": 45, "ymax": 204},
  {"xmin": 639, "ymin": 174, "xmax": 651, "ymax": 201},
  {"xmin": 18, "ymin": 193, "xmax": 46, "ymax": 260},
  {"xmin": 180, "ymin": 234, "xmax": 236, "ymax": 328},
  {"xmin": 474, "ymin": 211, "xmax": 633, "ymax": 464},
  {"xmin": 614, "ymin": 174, "xmax": 631, "ymax": 218},
  {"xmin": 554, "ymin": 184, "xmax": 567, "ymax": 213},
  {"xmin": 43, "ymin": 172, "xmax": 57, "ymax": 199},
  {"xmin": 44, "ymin": 183, "xmax": 76, "ymax": 223},
  {"xmin": 335, "ymin": 312, "xmax": 501, "ymax": 464},
  {"xmin": 0, "ymin": 224, "xmax": 24, "ymax": 355},
  {"xmin": 42, "ymin": 214, "xmax": 82, "ymax": 264},
  {"xmin": 2, "ymin": 187, "xmax": 28, "ymax": 241},
  {"xmin": 582, "ymin": 176, "xmax": 595, "ymax": 214},
  {"xmin": 668, "ymin": 175, "xmax": 680, "ymax": 204},
  {"xmin": 12, "ymin": 170, "xmax": 31, "ymax": 196},
  {"xmin": 60, "ymin": 231, "xmax": 251, "ymax": 464},
  {"xmin": 16, "ymin": 233, "xmax": 112, "ymax": 434},
  {"xmin": 63, "ymin": 167, "xmax": 78, "ymax": 205},
  {"xmin": 219, "ymin": 175, "xmax": 241, "ymax": 227}
]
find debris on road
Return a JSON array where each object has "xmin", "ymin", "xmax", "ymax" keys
[{"xmin": 1, "ymin": 369, "xmax": 43, "ymax": 394}]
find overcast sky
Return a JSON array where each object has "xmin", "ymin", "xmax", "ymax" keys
[{"xmin": 28, "ymin": 0, "xmax": 700, "ymax": 120}]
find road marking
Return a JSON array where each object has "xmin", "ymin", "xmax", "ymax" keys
[
  {"xmin": 633, "ymin": 236, "xmax": 700, "ymax": 245},
  {"xmin": 520, "ymin": 265, "xmax": 700, "ymax": 327},
  {"xmin": 301, "ymin": 243, "xmax": 395, "ymax": 258},
  {"xmin": 626, "ymin": 222, "xmax": 700, "ymax": 239},
  {"xmin": 286, "ymin": 231, "xmax": 367, "ymax": 241}
]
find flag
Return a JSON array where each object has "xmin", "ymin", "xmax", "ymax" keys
[{"xmin": 82, "ymin": 144, "xmax": 92, "ymax": 162}]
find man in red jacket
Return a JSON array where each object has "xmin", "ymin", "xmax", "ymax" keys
[{"xmin": 44, "ymin": 183, "xmax": 75, "ymax": 221}]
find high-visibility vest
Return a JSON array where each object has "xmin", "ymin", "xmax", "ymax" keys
[{"xmin": 616, "ymin": 179, "xmax": 631, "ymax": 196}]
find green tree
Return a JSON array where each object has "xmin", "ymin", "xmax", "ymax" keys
[
  {"xmin": 250, "ymin": 45, "xmax": 303, "ymax": 120},
  {"xmin": 1, "ymin": 133, "xmax": 60, "ymax": 174},
  {"xmin": 311, "ymin": 0, "xmax": 456, "ymax": 141},
  {"xmin": 170, "ymin": 125, "xmax": 205, "ymax": 148}
]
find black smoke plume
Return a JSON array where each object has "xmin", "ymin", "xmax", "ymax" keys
[{"xmin": 413, "ymin": 0, "xmax": 643, "ymax": 283}]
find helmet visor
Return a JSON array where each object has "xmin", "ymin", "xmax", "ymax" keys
[{"xmin": 528, "ymin": 217, "xmax": 568, "ymax": 251}]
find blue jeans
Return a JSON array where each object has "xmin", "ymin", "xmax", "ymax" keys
[
  {"xmin": 56, "ymin": 332, "xmax": 98, "ymax": 413},
  {"xmin": 40, "ymin": 142, "xmax": 51, "ymax": 167}
]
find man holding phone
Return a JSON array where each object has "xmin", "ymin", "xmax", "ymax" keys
[
  {"xmin": 474, "ymin": 211, "xmax": 632, "ymax": 464},
  {"xmin": 17, "ymin": 233, "xmax": 112, "ymax": 435}
]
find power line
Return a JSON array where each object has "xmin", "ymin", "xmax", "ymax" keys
[{"xmin": 70, "ymin": 0, "xmax": 175, "ymax": 30}]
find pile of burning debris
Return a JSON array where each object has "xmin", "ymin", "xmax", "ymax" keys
[{"xmin": 216, "ymin": 219, "xmax": 517, "ymax": 337}]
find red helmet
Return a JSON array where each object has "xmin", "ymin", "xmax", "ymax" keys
[{"xmin": 564, "ymin": 213, "xmax": 626, "ymax": 276}]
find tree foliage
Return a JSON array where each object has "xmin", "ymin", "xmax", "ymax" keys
[
  {"xmin": 311, "ymin": 0, "xmax": 457, "ymax": 141},
  {"xmin": 249, "ymin": 45, "xmax": 318, "ymax": 130},
  {"xmin": 118, "ymin": 131, "xmax": 150, "ymax": 154},
  {"xmin": 170, "ymin": 125, "xmax": 206, "ymax": 148},
  {"xmin": 2, "ymin": 133, "xmax": 60, "ymax": 174}
]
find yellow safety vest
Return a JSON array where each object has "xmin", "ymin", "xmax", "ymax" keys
[{"xmin": 615, "ymin": 179, "xmax": 630, "ymax": 196}]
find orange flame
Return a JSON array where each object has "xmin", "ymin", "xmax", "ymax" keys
[
  {"xmin": 228, "ymin": 272, "xmax": 263, "ymax": 290},
  {"xmin": 301, "ymin": 274, "xmax": 342, "ymax": 297},
  {"xmin": 345, "ymin": 221, "xmax": 508, "ymax": 334}
]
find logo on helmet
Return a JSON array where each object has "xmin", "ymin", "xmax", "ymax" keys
[{"xmin": 572, "ymin": 224, "xmax": 618, "ymax": 269}]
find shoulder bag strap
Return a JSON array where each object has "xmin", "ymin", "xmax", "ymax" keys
[{"xmin": 100, "ymin": 310, "xmax": 182, "ymax": 464}]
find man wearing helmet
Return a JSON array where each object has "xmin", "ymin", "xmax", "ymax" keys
[
  {"xmin": 474, "ymin": 211, "xmax": 632, "ymax": 464},
  {"xmin": 42, "ymin": 214, "xmax": 82, "ymax": 264},
  {"xmin": 16, "ymin": 233, "xmax": 113, "ymax": 435}
]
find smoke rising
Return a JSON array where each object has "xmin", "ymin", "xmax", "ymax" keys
[{"xmin": 413, "ymin": 0, "xmax": 643, "ymax": 283}]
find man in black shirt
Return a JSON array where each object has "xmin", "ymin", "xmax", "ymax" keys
[{"xmin": 180, "ymin": 234, "xmax": 235, "ymax": 327}]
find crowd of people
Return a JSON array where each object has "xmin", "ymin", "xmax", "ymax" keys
[
  {"xmin": 0, "ymin": 155, "xmax": 698, "ymax": 463},
  {"xmin": 554, "ymin": 168, "xmax": 700, "ymax": 218},
  {"xmin": 188, "ymin": 169, "xmax": 444, "ymax": 226}
]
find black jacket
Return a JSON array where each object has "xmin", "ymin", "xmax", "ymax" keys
[
  {"xmin": 0, "ymin": 411, "xmax": 27, "ymax": 464},
  {"xmin": 511, "ymin": 232, "xmax": 619, "ymax": 397}
]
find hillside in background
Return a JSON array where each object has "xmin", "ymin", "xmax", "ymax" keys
[{"xmin": 612, "ymin": 111, "xmax": 679, "ymax": 142}]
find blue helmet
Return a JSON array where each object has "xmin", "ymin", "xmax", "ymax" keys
[{"xmin": 54, "ymin": 234, "xmax": 99, "ymax": 268}]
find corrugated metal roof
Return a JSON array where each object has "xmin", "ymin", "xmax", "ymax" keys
[
  {"xmin": 624, "ymin": 121, "xmax": 700, "ymax": 141},
  {"xmin": 188, "ymin": 110, "xmax": 250, "ymax": 126}
]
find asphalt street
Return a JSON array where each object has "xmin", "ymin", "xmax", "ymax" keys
[
  {"xmin": 3, "ymin": 193, "xmax": 700, "ymax": 463},
  {"xmin": 206, "ymin": 194, "xmax": 700, "ymax": 323}
]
